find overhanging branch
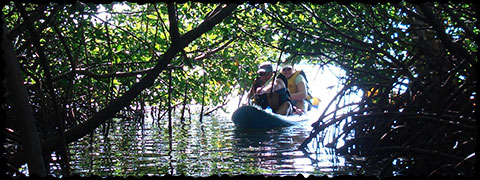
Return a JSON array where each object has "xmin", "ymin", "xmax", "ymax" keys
[{"xmin": 8, "ymin": 3, "xmax": 239, "ymax": 169}]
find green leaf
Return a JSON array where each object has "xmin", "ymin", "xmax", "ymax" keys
[
  {"xmin": 113, "ymin": 78, "xmax": 122, "ymax": 86},
  {"xmin": 146, "ymin": 14, "xmax": 157, "ymax": 19}
]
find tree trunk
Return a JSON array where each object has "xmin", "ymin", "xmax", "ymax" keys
[{"xmin": 2, "ymin": 15, "xmax": 46, "ymax": 177}]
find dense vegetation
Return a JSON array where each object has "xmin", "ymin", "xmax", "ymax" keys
[{"xmin": 2, "ymin": 1, "xmax": 476, "ymax": 177}]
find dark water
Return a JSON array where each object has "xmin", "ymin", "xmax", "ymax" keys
[{"xmin": 63, "ymin": 107, "xmax": 349, "ymax": 177}]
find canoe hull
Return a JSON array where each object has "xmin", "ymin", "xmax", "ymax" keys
[{"xmin": 231, "ymin": 106, "xmax": 307, "ymax": 129}]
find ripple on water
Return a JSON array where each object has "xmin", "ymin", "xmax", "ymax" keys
[{"xmin": 65, "ymin": 113, "xmax": 344, "ymax": 177}]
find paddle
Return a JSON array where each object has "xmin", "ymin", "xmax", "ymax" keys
[
  {"xmin": 269, "ymin": 30, "xmax": 291, "ymax": 93},
  {"xmin": 266, "ymin": 31, "xmax": 291, "ymax": 110}
]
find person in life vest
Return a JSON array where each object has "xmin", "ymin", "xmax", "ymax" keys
[
  {"xmin": 244, "ymin": 62, "xmax": 293, "ymax": 115},
  {"xmin": 280, "ymin": 65, "xmax": 311, "ymax": 114}
]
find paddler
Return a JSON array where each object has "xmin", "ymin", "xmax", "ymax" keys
[
  {"xmin": 280, "ymin": 65, "xmax": 310, "ymax": 114},
  {"xmin": 244, "ymin": 62, "xmax": 292, "ymax": 115}
]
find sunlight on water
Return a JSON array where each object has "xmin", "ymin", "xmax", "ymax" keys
[
  {"xmin": 66, "ymin": 111, "xmax": 349, "ymax": 177},
  {"xmin": 62, "ymin": 62, "xmax": 364, "ymax": 177}
]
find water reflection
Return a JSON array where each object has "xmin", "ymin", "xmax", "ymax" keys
[
  {"xmin": 231, "ymin": 126, "xmax": 315, "ymax": 175},
  {"xmin": 66, "ymin": 110, "xmax": 344, "ymax": 177}
]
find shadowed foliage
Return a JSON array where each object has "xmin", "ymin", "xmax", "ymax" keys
[{"xmin": 2, "ymin": 1, "xmax": 476, "ymax": 177}]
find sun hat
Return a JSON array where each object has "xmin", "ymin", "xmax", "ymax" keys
[
  {"xmin": 257, "ymin": 62, "xmax": 273, "ymax": 73},
  {"xmin": 281, "ymin": 65, "xmax": 293, "ymax": 71}
]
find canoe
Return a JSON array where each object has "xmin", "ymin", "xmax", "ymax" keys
[{"xmin": 231, "ymin": 105, "xmax": 310, "ymax": 129}]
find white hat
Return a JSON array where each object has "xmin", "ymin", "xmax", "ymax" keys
[{"xmin": 257, "ymin": 62, "xmax": 273, "ymax": 73}]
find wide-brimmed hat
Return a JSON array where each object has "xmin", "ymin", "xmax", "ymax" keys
[{"xmin": 257, "ymin": 62, "xmax": 273, "ymax": 73}]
